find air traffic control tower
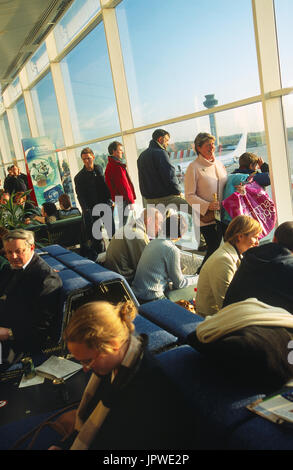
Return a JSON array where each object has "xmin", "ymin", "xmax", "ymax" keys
[{"xmin": 203, "ymin": 94, "xmax": 219, "ymax": 146}]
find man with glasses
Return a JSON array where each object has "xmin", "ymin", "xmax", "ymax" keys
[
  {"xmin": 0, "ymin": 229, "xmax": 62, "ymax": 369},
  {"xmin": 74, "ymin": 147, "xmax": 115, "ymax": 260}
]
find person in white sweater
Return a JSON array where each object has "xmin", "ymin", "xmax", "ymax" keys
[
  {"xmin": 184, "ymin": 133, "xmax": 227, "ymax": 270},
  {"xmin": 195, "ymin": 215, "xmax": 262, "ymax": 317},
  {"xmin": 131, "ymin": 213, "xmax": 198, "ymax": 303}
]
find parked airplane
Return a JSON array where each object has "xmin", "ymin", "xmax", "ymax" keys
[{"xmin": 173, "ymin": 132, "xmax": 247, "ymax": 176}]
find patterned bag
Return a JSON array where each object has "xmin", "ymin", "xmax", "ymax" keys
[{"xmin": 222, "ymin": 181, "xmax": 276, "ymax": 238}]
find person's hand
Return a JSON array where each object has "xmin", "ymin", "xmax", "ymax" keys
[
  {"xmin": 208, "ymin": 201, "xmax": 220, "ymax": 211},
  {"xmin": 0, "ymin": 327, "xmax": 11, "ymax": 341},
  {"xmin": 48, "ymin": 445, "xmax": 62, "ymax": 450},
  {"xmin": 234, "ymin": 183, "xmax": 246, "ymax": 195},
  {"xmin": 258, "ymin": 157, "xmax": 264, "ymax": 167}
]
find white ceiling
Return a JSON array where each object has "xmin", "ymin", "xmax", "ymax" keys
[{"xmin": 0, "ymin": 0, "xmax": 74, "ymax": 92}]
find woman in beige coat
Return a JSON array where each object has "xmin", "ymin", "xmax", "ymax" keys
[
  {"xmin": 184, "ymin": 132, "xmax": 227, "ymax": 269},
  {"xmin": 195, "ymin": 215, "xmax": 262, "ymax": 317}
]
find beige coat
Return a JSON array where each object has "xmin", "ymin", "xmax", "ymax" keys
[
  {"xmin": 184, "ymin": 154, "xmax": 227, "ymax": 226},
  {"xmin": 196, "ymin": 242, "xmax": 241, "ymax": 317}
]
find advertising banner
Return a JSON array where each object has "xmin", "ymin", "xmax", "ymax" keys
[{"xmin": 22, "ymin": 136, "xmax": 64, "ymax": 207}]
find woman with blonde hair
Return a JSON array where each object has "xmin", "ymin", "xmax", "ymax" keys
[
  {"xmin": 195, "ymin": 215, "xmax": 262, "ymax": 317},
  {"xmin": 49, "ymin": 300, "xmax": 194, "ymax": 450}
]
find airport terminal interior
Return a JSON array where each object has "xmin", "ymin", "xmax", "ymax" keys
[
  {"xmin": 0, "ymin": 0, "xmax": 292, "ymax": 223},
  {"xmin": 0, "ymin": 0, "xmax": 293, "ymax": 453}
]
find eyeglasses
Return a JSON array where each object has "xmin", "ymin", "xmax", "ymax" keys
[
  {"xmin": 79, "ymin": 354, "xmax": 98, "ymax": 370},
  {"xmin": 5, "ymin": 247, "xmax": 30, "ymax": 257}
]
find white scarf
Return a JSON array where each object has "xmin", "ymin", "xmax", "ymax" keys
[
  {"xmin": 70, "ymin": 334, "xmax": 144, "ymax": 450},
  {"xmin": 196, "ymin": 298, "xmax": 293, "ymax": 343}
]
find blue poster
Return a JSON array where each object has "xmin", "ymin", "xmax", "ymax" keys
[{"xmin": 22, "ymin": 136, "xmax": 64, "ymax": 206}]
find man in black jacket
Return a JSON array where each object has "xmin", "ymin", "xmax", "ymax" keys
[
  {"xmin": 4, "ymin": 164, "xmax": 28, "ymax": 195},
  {"xmin": 0, "ymin": 229, "xmax": 62, "ymax": 369},
  {"xmin": 74, "ymin": 147, "xmax": 115, "ymax": 259},
  {"xmin": 223, "ymin": 221, "xmax": 293, "ymax": 313},
  {"xmin": 137, "ymin": 129, "xmax": 192, "ymax": 216}
]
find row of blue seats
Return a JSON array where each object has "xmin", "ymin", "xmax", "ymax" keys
[
  {"xmin": 36, "ymin": 244, "xmax": 179, "ymax": 355},
  {"xmin": 40, "ymin": 245, "xmax": 293, "ymax": 450},
  {"xmin": 1, "ymin": 245, "xmax": 291, "ymax": 450}
]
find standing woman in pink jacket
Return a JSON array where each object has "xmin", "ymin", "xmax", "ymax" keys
[{"xmin": 184, "ymin": 133, "xmax": 227, "ymax": 271}]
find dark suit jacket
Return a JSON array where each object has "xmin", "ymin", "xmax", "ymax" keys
[
  {"xmin": 74, "ymin": 165, "xmax": 112, "ymax": 212},
  {"xmin": 137, "ymin": 139, "xmax": 181, "ymax": 199},
  {"xmin": 0, "ymin": 253, "xmax": 63, "ymax": 354},
  {"xmin": 4, "ymin": 174, "xmax": 28, "ymax": 195}
]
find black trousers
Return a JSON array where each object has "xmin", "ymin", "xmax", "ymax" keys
[
  {"xmin": 81, "ymin": 206, "xmax": 115, "ymax": 260},
  {"xmin": 198, "ymin": 221, "xmax": 225, "ymax": 272}
]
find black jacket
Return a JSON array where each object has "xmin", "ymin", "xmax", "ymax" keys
[
  {"xmin": 74, "ymin": 165, "xmax": 112, "ymax": 212},
  {"xmin": 59, "ymin": 346, "xmax": 196, "ymax": 450},
  {"xmin": 223, "ymin": 243, "xmax": 293, "ymax": 313},
  {"xmin": 0, "ymin": 253, "xmax": 62, "ymax": 354},
  {"xmin": 4, "ymin": 174, "xmax": 28, "ymax": 195},
  {"xmin": 137, "ymin": 140, "xmax": 181, "ymax": 199}
]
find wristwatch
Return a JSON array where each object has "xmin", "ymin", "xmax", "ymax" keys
[{"xmin": 7, "ymin": 328, "xmax": 14, "ymax": 340}]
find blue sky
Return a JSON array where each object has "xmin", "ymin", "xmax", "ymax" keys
[
  {"xmin": 116, "ymin": 0, "xmax": 260, "ymax": 131},
  {"xmin": 19, "ymin": 0, "xmax": 293, "ymax": 152}
]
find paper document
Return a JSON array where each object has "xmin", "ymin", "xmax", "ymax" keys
[{"xmin": 35, "ymin": 356, "xmax": 82, "ymax": 381}]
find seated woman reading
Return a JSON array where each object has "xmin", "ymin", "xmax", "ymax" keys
[
  {"xmin": 195, "ymin": 215, "xmax": 262, "ymax": 317},
  {"xmin": 131, "ymin": 212, "xmax": 198, "ymax": 303},
  {"xmin": 48, "ymin": 300, "xmax": 195, "ymax": 450}
]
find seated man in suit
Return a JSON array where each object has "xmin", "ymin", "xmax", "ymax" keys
[{"xmin": 0, "ymin": 229, "xmax": 63, "ymax": 369}]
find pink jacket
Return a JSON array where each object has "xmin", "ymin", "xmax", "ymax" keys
[{"xmin": 184, "ymin": 154, "xmax": 227, "ymax": 226}]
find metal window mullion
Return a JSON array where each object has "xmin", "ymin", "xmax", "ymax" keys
[
  {"xmin": 101, "ymin": 3, "xmax": 141, "ymax": 203},
  {"xmin": 252, "ymin": 0, "xmax": 293, "ymax": 222},
  {"xmin": 19, "ymin": 67, "xmax": 39, "ymax": 138},
  {"xmin": 46, "ymin": 34, "xmax": 80, "ymax": 186}
]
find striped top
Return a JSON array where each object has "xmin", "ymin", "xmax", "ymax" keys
[{"xmin": 131, "ymin": 238, "xmax": 198, "ymax": 301}]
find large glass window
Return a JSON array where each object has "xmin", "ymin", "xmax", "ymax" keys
[
  {"xmin": 60, "ymin": 24, "xmax": 120, "ymax": 143},
  {"xmin": 282, "ymin": 95, "xmax": 293, "ymax": 188},
  {"xmin": 2, "ymin": 113, "xmax": 16, "ymax": 161},
  {"xmin": 8, "ymin": 77, "xmax": 22, "ymax": 103},
  {"xmin": 74, "ymin": 138, "xmax": 115, "ymax": 174},
  {"xmin": 13, "ymin": 98, "xmax": 31, "ymax": 140},
  {"xmin": 274, "ymin": 0, "xmax": 293, "ymax": 88},
  {"xmin": 136, "ymin": 102, "xmax": 267, "ymax": 192},
  {"xmin": 54, "ymin": 0, "xmax": 100, "ymax": 54},
  {"xmin": 26, "ymin": 43, "xmax": 50, "ymax": 84},
  {"xmin": 31, "ymin": 72, "xmax": 64, "ymax": 149},
  {"xmin": 135, "ymin": 102, "xmax": 268, "ymax": 247},
  {"xmin": 117, "ymin": 0, "xmax": 259, "ymax": 127}
]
